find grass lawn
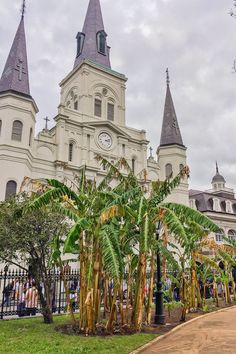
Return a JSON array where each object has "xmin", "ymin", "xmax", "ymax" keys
[{"xmin": 0, "ymin": 316, "xmax": 157, "ymax": 354}]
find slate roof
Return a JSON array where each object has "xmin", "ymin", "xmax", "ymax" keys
[
  {"xmin": 0, "ymin": 16, "xmax": 30, "ymax": 97},
  {"xmin": 160, "ymin": 72, "xmax": 184, "ymax": 147},
  {"xmin": 189, "ymin": 190, "xmax": 236, "ymax": 213},
  {"xmin": 74, "ymin": 0, "xmax": 111, "ymax": 69}
]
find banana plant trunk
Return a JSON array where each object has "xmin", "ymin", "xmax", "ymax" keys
[
  {"xmin": 147, "ymin": 252, "xmax": 155, "ymax": 325},
  {"xmin": 79, "ymin": 233, "xmax": 86, "ymax": 330},
  {"xmin": 132, "ymin": 253, "xmax": 146, "ymax": 330},
  {"xmin": 106, "ymin": 285, "xmax": 118, "ymax": 332},
  {"xmin": 190, "ymin": 253, "xmax": 196, "ymax": 309}
]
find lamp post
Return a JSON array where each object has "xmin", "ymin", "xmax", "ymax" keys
[{"xmin": 154, "ymin": 222, "xmax": 165, "ymax": 325}]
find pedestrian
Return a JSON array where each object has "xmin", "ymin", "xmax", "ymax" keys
[
  {"xmin": 2, "ymin": 282, "xmax": 13, "ymax": 307},
  {"xmin": 25, "ymin": 281, "xmax": 38, "ymax": 316}
]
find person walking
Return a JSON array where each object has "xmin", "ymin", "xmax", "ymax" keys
[
  {"xmin": 25, "ymin": 281, "xmax": 38, "ymax": 316},
  {"xmin": 2, "ymin": 282, "xmax": 13, "ymax": 307}
]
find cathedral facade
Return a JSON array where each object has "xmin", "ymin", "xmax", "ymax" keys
[{"xmin": 0, "ymin": 0, "xmax": 189, "ymax": 204}]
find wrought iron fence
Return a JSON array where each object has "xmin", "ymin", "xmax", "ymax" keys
[
  {"xmin": 0, "ymin": 266, "xmax": 180, "ymax": 320},
  {"xmin": 0, "ymin": 266, "xmax": 80, "ymax": 319}
]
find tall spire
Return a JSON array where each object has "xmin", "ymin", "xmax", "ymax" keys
[
  {"xmin": 74, "ymin": 0, "xmax": 111, "ymax": 69},
  {"xmin": 21, "ymin": 0, "xmax": 26, "ymax": 19},
  {"xmin": 160, "ymin": 69, "xmax": 184, "ymax": 147},
  {"xmin": 0, "ymin": 3, "xmax": 30, "ymax": 97},
  {"xmin": 216, "ymin": 161, "xmax": 219, "ymax": 174}
]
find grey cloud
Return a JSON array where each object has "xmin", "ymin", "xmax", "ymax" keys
[{"xmin": 0, "ymin": 0, "xmax": 235, "ymax": 191}]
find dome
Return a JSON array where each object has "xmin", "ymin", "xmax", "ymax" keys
[
  {"xmin": 212, "ymin": 173, "xmax": 226, "ymax": 184},
  {"xmin": 212, "ymin": 162, "xmax": 226, "ymax": 184}
]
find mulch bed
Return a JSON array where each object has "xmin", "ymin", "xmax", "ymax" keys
[{"xmin": 55, "ymin": 300, "xmax": 235, "ymax": 337}]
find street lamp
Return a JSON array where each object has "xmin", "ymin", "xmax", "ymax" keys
[{"xmin": 154, "ymin": 221, "xmax": 165, "ymax": 325}]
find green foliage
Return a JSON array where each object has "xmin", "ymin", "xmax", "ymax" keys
[
  {"xmin": 0, "ymin": 195, "xmax": 68, "ymax": 268},
  {"xmin": 100, "ymin": 223, "xmax": 124, "ymax": 284}
]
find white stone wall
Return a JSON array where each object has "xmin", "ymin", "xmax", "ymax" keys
[{"xmin": 0, "ymin": 62, "xmax": 189, "ymax": 207}]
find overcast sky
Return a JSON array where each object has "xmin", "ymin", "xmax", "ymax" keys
[{"xmin": 0, "ymin": 0, "xmax": 235, "ymax": 191}]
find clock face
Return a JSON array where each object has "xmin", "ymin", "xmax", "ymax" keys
[{"xmin": 98, "ymin": 132, "xmax": 112, "ymax": 149}]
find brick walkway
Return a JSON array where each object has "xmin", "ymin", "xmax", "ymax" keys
[{"xmin": 139, "ymin": 306, "xmax": 236, "ymax": 354}]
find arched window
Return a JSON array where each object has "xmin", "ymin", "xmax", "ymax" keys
[
  {"xmin": 5, "ymin": 180, "xmax": 17, "ymax": 200},
  {"xmin": 215, "ymin": 229, "xmax": 224, "ymax": 243},
  {"xmin": 12, "ymin": 120, "xmax": 23, "ymax": 141},
  {"xmin": 29, "ymin": 128, "xmax": 33, "ymax": 146},
  {"xmin": 97, "ymin": 31, "xmax": 106, "ymax": 54},
  {"xmin": 208, "ymin": 198, "xmax": 213, "ymax": 210},
  {"xmin": 66, "ymin": 89, "xmax": 79, "ymax": 111},
  {"xmin": 165, "ymin": 163, "xmax": 173, "ymax": 179},
  {"xmin": 107, "ymin": 102, "xmax": 114, "ymax": 121},
  {"xmin": 68, "ymin": 142, "xmax": 74, "ymax": 162},
  {"xmin": 0, "ymin": 120, "xmax": 2, "ymax": 136},
  {"xmin": 74, "ymin": 96, "xmax": 78, "ymax": 110},
  {"xmin": 132, "ymin": 158, "xmax": 136, "ymax": 174},
  {"xmin": 220, "ymin": 201, "xmax": 226, "ymax": 212},
  {"xmin": 94, "ymin": 98, "xmax": 102, "ymax": 117},
  {"xmin": 228, "ymin": 230, "xmax": 236, "ymax": 242}
]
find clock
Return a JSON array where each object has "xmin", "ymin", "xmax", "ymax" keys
[{"xmin": 98, "ymin": 132, "xmax": 112, "ymax": 149}]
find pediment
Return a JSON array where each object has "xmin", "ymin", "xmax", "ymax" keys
[{"xmin": 84, "ymin": 120, "xmax": 131, "ymax": 139}]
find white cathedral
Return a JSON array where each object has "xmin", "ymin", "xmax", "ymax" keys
[
  {"xmin": 1, "ymin": 0, "xmax": 236, "ymax": 245},
  {"xmin": 0, "ymin": 0, "xmax": 189, "ymax": 205}
]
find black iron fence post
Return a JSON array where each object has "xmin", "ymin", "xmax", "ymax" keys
[
  {"xmin": 1, "ymin": 265, "xmax": 9, "ymax": 320},
  {"xmin": 58, "ymin": 272, "xmax": 62, "ymax": 314}
]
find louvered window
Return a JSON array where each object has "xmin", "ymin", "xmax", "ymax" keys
[
  {"xmin": 12, "ymin": 120, "xmax": 23, "ymax": 141},
  {"xmin": 97, "ymin": 31, "xmax": 106, "ymax": 54},
  {"xmin": 69, "ymin": 143, "xmax": 74, "ymax": 162},
  {"xmin": 94, "ymin": 99, "xmax": 102, "ymax": 117},
  {"xmin": 76, "ymin": 33, "xmax": 85, "ymax": 57},
  {"xmin": 132, "ymin": 158, "xmax": 135, "ymax": 173},
  {"xmin": 107, "ymin": 103, "xmax": 114, "ymax": 121}
]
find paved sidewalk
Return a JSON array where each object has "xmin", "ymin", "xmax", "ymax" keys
[{"xmin": 139, "ymin": 306, "xmax": 236, "ymax": 354}]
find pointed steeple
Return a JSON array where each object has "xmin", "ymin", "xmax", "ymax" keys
[
  {"xmin": 160, "ymin": 69, "xmax": 184, "ymax": 147},
  {"xmin": 0, "ymin": 6, "xmax": 30, "ymax": 97},
  {"xmin": 74, "ymin": 0, "xmax": 111, "ymax": 69}
]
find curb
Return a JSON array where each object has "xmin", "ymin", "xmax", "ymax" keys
[{"xmin": 130, "ymin": 305, "xmax": 236, "ymax": 354}]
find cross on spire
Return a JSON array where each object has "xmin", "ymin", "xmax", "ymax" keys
[
  {"xmin": 15, "ymin": 57, "xmax": 26, "ymax": 81},
  {"xmin": 166, "ymin": 68, "xmax": 170, "ymax": 86},
  {"xmin": 0, "ymin": 2, "xmax": 31, "ymax": 96},
  {"xmin": 21, "ymin": 0, "xmax": 26, "ymax": 19},
  {"xmin": 44, "ymin": 116, "xmax": 50, "ymax": 130}
]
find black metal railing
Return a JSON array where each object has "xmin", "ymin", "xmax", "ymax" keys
[{"xmin": 0, "ymin": 267, "xmax": 80, "ymax": 319}]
